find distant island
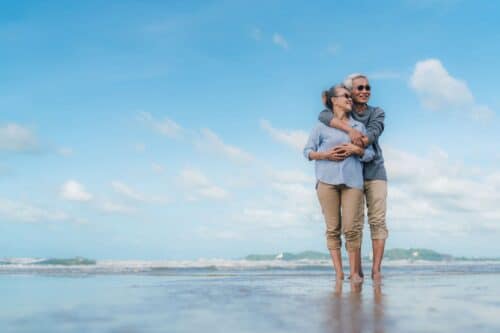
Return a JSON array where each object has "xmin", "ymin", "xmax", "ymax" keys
[{"xmin": 244, "ymin": 249, "xmax": 500, "ymax": 262}]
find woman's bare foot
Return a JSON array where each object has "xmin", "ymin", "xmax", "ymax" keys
[
  {"xmin": 349, "ymin": 273, "xmax": 363, "ymax": 284},
  {"xmin": 336, "ymin": 272, "xmax": 345, "ymax": 280}
]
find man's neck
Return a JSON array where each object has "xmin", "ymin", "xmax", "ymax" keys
[{"xmin": 353, "ymin": 103, "xmax": 368, "ymax": 114}]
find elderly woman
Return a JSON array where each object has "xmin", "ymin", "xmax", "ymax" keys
[{"xmin": 304, "ymin": 84, "xmax": 374, "ymax": 282}]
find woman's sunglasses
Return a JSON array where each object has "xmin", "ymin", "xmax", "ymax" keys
[
  {"xmin": 334, "ymin": 93, "xmax": 352, "ymax": 99},
  {"xmin": 356, "ymin": 85, "xmax": 371, "ymax": 91}
]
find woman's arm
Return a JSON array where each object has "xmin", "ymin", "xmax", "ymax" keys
[
  {"xmin": 303, "ymin": 125, "xmax": 344, "ymax": 161},
  {"xmin": 303, "ymin": 125, "xmax": 321, "ymax": 160}
]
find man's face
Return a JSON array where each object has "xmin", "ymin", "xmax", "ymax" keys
[{"xmin": 351, "ymin": 77, "xmax": 371, "ymax": 104}]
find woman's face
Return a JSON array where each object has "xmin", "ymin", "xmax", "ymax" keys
[{"xmin": 332, "ymin": 87, "xmax": 352, "ymax": 112}]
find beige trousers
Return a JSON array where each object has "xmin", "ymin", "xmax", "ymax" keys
[
  {"xmin": 364, "ymin": 180, "xmax": 389, "ymax": 240},
  {"xmin": 316, "ymin": 181, "xmax": 364, "ymax": 251}
]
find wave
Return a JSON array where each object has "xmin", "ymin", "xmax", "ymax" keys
[
  {"xmin": 0, "ymin": 257, "xmax": 95, "ymax": 266},
  {"xmin": 1, "ymin": 258, "xmax": 500, "ymax": 275}
]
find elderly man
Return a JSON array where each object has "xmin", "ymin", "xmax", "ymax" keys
[{"xmin": 318, "ymin": 74, "xmax": 388, "ymax": 281}]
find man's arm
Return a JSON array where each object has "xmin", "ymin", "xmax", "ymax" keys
[
  {"xmin": 365, "ymin": 107, "xmax": 385, "ymax": 145},
  {"xmin": 318, "ymin": 109, "xmax": 333, "ymax": 127},
  {"xmin": 318, "ymin": 109, "xmax": 365, "ymax": 146}
]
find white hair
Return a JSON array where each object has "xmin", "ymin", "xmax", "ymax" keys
[{"xmin": 343, "ymin": 73, "xmax": 368, "ymax": 91}]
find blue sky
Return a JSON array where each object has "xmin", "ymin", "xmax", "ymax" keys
[{"xmin": 1, "ymin": 0, "xmax": 499, "ymax": 259}]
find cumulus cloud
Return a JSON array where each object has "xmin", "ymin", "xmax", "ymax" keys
[
  {"xmin": 272, "ymin": 33, "xmax": 288, "ymax": 49},
  {"xmin": 194, "ymin": 128, "xmax": 253, "ymax": 163},
  {"xmin": 99, "ymin": 200, "xmax": 136, "ymax": 214},
  {"xmin": 111, "ymin": 181, "xmax": 146, "ymax": 201},
  {"xmin": 410, "ymin": 59, "xmax": 495, "ymax": 120},
  {"xmin": 0, "ymin": 197, "xmax": 69, "ymax": 223},
  {"xmin": 138, "ymin": 111, "xmax": 182, "ymax": 138},
  {"xmin": 235, "ymin": 166, "xmax": 321, "ymax": 229},
  {"xmin": 60, "ymin": 180, "xmax": 93, "ymax": 202},
  {"xmin": 0, "ymin": 123, "xmax": 38, "ymax": 152},
  {"xmin": 384, "ymin": 146, "xmax": 500, "ymax": 233},
  {"xmin": 260, "ymin": 119, "xmax": 308, "ymax": 151},
  {"xmin": 111, "ymin": 180, "xmax": 168, "ymax": 203},
  {"xmin": 194, "ymin": 226, "xmax": 243, "ymax": 240},
  {"xmin": 179, "ymin": 167, "xmax": 228, "ymax": 200}
]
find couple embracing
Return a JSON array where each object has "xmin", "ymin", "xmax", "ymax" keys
[{"xmin": 304, "ymin": 74, "xmax": 388, "ymax": 283}]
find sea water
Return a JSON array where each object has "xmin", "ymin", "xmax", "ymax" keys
[{"xmin": 1, "ymin": 260, "xmax": 500, "ymax": 332}]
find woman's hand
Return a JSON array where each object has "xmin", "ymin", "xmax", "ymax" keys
[
  {"xmin": 332, "ymin": 143, "xmax": 364, "ymax": 158},
  {"xmin": 323, "ymin": 149, "xmax": 346, "ymax": 161}
]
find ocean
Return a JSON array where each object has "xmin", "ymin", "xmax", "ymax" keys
[{"xmin": 1, "ymin": 259, "xmax": 500, "ymax": 332}]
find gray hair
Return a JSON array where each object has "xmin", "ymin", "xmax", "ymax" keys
[
  {"xmin": 322, "ymin": 83, "xmax": 348, "ymax": 109},
  {"xmin": 342, "ymin": 73, "xmax": 368, "ymax": 91}
]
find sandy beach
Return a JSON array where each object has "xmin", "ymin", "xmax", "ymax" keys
[{"xmin": 1, "ymin": 261, "xmax": 500, "ymax": 332}]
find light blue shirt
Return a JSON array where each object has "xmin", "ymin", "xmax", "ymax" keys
[{"xmin": 303, "ymin": 118, "xmax": 375, "ymax": 190}]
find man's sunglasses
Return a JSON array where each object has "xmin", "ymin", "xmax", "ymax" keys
[{"xmin": 356, "ymin": 85, "xmax": 371, "ymax": 91}]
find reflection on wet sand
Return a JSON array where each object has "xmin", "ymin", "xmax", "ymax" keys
[{"xmin": 324, "ymin": 281, "xmax": 386, "ymax": 333}]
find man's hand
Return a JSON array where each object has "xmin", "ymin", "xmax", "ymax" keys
[
  {"xmin": 348, "ymin": 128, "xmax": 365, "ymax": 147},
  {"xmin": 333, "ymin": 143, "xmax": 364, "ymax": 158}
]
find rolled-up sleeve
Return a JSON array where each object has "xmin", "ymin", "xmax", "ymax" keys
[
  {"xmin": 360, "ymin": 144, "xmax": 375, "ymax": 162},
  {"xmin": 355, "ymin": 122, "xmax": 374, "ymax": 162},
  {"xmin": 303, "ymin": 125, "xmax": 321, "ymax": 160},
  {"xmin": 366, "ymin": 107, "xmax": 385, "ymax": 144}
]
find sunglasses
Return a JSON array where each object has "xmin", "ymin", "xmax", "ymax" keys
[
  {"xmin": 334, "ymin": 93, "xmax": 352, "ymax": 99},
  {"xmin": 356, "ymin": 85, "xmax": 371, "ymax": 91}
]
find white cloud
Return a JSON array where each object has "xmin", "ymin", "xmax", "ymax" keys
[
  {"xmin": 384, "ymin": 146, "xmax": 500, "ymax": 233},
  {"xmin": 111, "ymin": 181, "xmax": 169, "ymax": 204},
  {"xmin": 99, "ymin": 200, "xmax": 135, "ymax": 214},
  {"xmin": 0, "ymin": 123, "xmax": 38, "ymax": 152},
  {"xmin": 132, "ymin": 143, "xmax": 146, "ymax": 152},
  {"xmin": 195, "ymin": 128, "xmax": 253, "ymax": 163},
  {"xmin": 60, "ymin": 180, "xmax": 93, "ymax": 202},
  {"xmin": 272, "ymin": 33, "xmax": 288, "ymax": 49},
  {"xmin": 235, "ymin": 166, "xmax": 321, "ymax": 229},
  {"xmin": 57, "ymin": 147, "xmax": 73, "ymax": 156},
  {"xmin": 179, "ymin": 167, "xmax": 228, "ymax": 200},
  {"xmin": 138, "ymin": 111, "xmax": 182, "ymax": 138},
  {"xmin": 195, "ymin": 226, "xmax": 243, "ymax": 240},
  {"xmin": 0, "ymin": 197, "xmax": 69, "ymax": 223},
  {"xmin": 410, "ymin": 59, "xmax": 494, "ymax": 120},
  {"xmin": 111, "ymin": 181, "xmax": 146, "ymax": 201},
  {"xmin": 260, "ymin": 119, "xmax": 308, "ymax": 151},
  {"xmin": 266, "ymin": 169, "xmax": 314, "ymax": 184}
]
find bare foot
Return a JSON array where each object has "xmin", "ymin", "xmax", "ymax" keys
[
  {"xmin": 336, "ymin": 272, "xmax": 345, "ymax": 281},
  {"xmin": 349, "ymin": 274, "xmax": 363, "ymax": 284},
  {"xmin": 372, "ymin": 271, "xmax": 382, "ymax": 283}
]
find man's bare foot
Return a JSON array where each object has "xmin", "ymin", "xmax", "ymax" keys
[{"xmin": 372, "ymin": 271, "xmax": 382, "ymax": 283}]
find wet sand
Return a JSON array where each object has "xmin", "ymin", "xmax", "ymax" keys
[{"xmin": 1, "ymin": 269, "xmax": 500, "ymax": 332}]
